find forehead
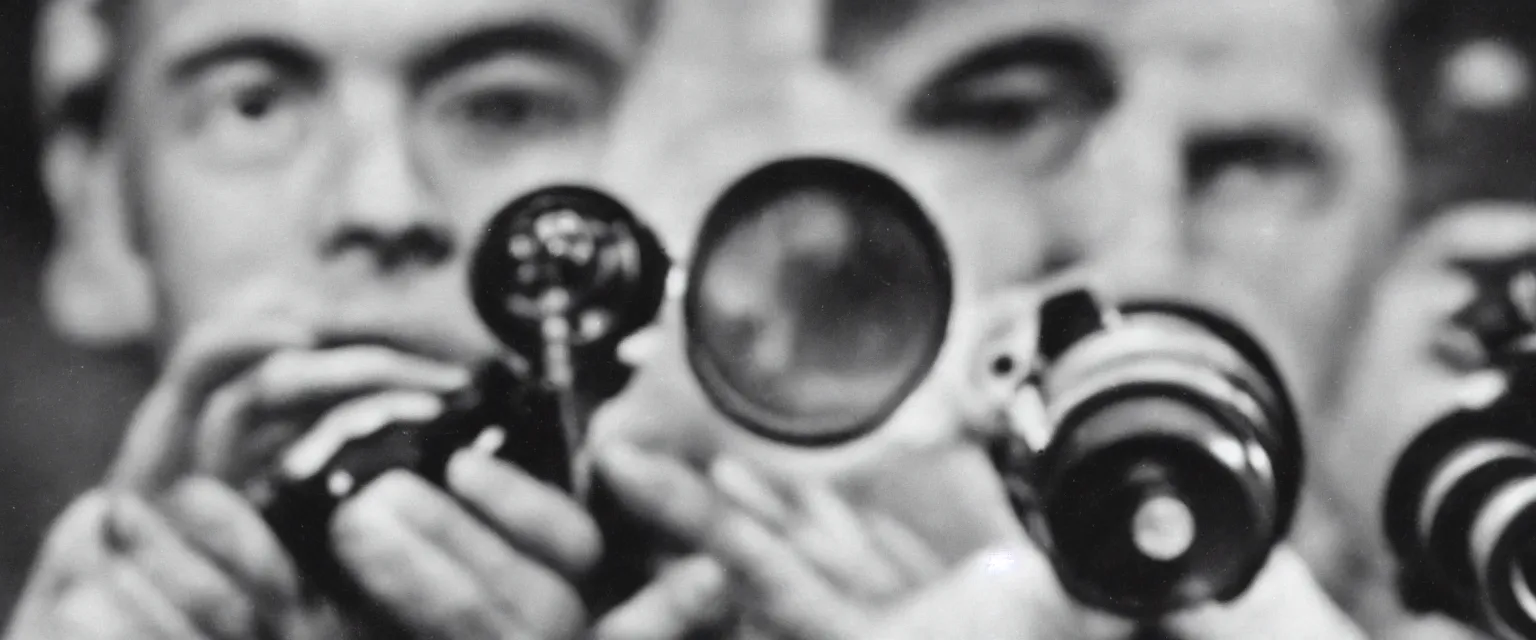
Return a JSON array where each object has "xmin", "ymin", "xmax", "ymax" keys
[
  {"xmin": 122, "ymin": 0, "xmax": 651, "ymax": 64},
  {"xmin": 829, "ymin": 0, "xmax": 1364, "ymax": 100}
]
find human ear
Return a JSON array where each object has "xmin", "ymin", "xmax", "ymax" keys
[{"xmin": 36, "ymin": 0, "xmax": 157, "ymax": 347}]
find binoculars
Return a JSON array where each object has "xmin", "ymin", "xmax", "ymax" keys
[
  {"xmin": 247, "ymin": 156, "xmax": 1303, "ymax": 619},
  {"xmin": 1386, "ymin": 259, "xmax": 1536, "ymax": 640}
]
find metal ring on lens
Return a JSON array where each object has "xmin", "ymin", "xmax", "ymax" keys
[
  {"xmin": 470, "ymin": 186, "xmax": 670, "ymax": 361},
  {"xmin": 684, "ymin": 158, "xmax": 953, "ymax": 446}
]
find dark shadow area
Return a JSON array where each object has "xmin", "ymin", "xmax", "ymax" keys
[{"xmin": 0, "ymin": 0, "xmax": 151, "ymax": 618}]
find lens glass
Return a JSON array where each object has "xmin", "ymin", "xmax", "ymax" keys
[{"xmin": 687, "ymin": 159, "xmax": 951, "ymax": 444}]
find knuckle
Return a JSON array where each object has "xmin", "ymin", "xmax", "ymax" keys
[
  {"xmin": 524, "ymin": 580, "xmax": 586, "ymax": 639},
  {"xmin": 253, "ymin": 349, "xmax": 307, "ymax": 391},
  {"xmin": 364, "ymin": 470, "xmax": 437, "ymax": 511}
]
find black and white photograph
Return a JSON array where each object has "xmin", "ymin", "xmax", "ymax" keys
[{"xmin": 0, "ymin": 0, "xmax": 1533, "ymax": 637}]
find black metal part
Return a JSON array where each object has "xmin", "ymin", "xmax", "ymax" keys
[
  {"xmin": 1000, "ymin": 289, "xmax": 1300, "ymax": 618},
  {"xmin": 472, "ymin": 186, "xmax": 671, "ymax": 385},
  {"xmin": 1385, "ymin": 352, "xmax": 1536, "ymax": 638}
]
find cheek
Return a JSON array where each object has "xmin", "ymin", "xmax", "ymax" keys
[
  {"xmin": 135, "ymin": 141, "xmax": 325, "ymax": 325},
  {"xmin": 901, "ymin": 154, "xmax": 1062, "ymax": 296}
]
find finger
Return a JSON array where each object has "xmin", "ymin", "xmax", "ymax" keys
[
  {"xmin": 709, "ymin": 511, "xmax": 872, "ymax": 640},
  {"xmin": 194, "ymin": 347, "xmax": 471, "ymax": 475},
  {"xmin": 278, "ymin": 391, "xmax": 445, "ymax": 481},
  {"xmin": 157, "ymin": 478, "xmax": 302, "ymax": 617},
  {"xmin": 112, "ymin": 321, "xmax": 314, "ymax": 491},
  {"xmin": 356, "ymin": 471, "xmax": 587, "ymax": 637},
  {"xmin": 709, "ymin": 457, "xmax": 793, "ymax": 527},
  {"xmin": 1161, "ymin": 548, "xmax": 1367, "ymax": 640},
  {"xmin": 331, "ymin": 476, "xmax": 519, "ymax": 640},
  {"xmin": 447, "ymin": 448, "xmax": 602, "ymax": 577},
  {"xmin": 861, "ymin": 511, "xmax": 945, "ymax": 587},
  {"xmin": 595, "ymin": 445, "xmax": 869, "ymax": 639},
  {"xmin": 109, "ymin": 492, "xmax": 260, "ymax": 640},
  {"xmin": 28, "ymin": 492, "xmax": 115, "ymax": 594},
  {"xmin": 1416, "ymin": 204, "xmax": 1536, "ymax": 261},
  {"xmin": 594, "ymin": 443, "xmax": 722, "ymax": 545},
  {"xmin": 53, "ymin": 564, "xmax": 203, "ymax": 640},
  {"xmin": 590, "ymin": 555, "xmax": 731, "ymax": 640},
  {"xmin": 790, "ymin": 484, "xmax": 906, "ymax": 599}
]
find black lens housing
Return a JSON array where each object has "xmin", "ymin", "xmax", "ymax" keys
[
  {"xmin": 993, "ymin": 289, "xmax": 1301, "ymax": 618},
  {"xmin": 1386, "ymin": 353, "xmax": 1536, "ymax": 640}
]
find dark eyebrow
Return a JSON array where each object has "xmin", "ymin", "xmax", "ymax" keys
[
  {"xmin": 406, "ymin": 21, "xmax": 620, "ymax": 91},
  {"xmin": 906, "ymin": 34, "xmax": 1117, "ymax": 124},
  {"xmin": 168, "ymin": 36, "xmax": 321, "ymax": 85},
  {"xmin": 922, "ymin": 34, "xmax": 1113, "ymax": 97}
]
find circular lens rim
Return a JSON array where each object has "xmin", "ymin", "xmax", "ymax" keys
[
  {"xmin": 471, "ymin": 186, "xmax": 670, "ymax": 359},
  {"xmin": 684, "ymin": 157, "xmax": 953, "ymax": 447}
]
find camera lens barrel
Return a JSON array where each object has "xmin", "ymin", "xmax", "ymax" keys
[
  {"xmin": 1387, "ymin": 360, "xmax": 1536, "ymax": 640},
  {"xmin": 997, "ymin": 289, "xmax": 1301, "ymax": 617}
]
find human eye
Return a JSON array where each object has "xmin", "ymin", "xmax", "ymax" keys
[
  {"xmin": 182, "ymin": 60, "xmax": 314, "ymax": 165},
  {"xmin": 1185, "ymin": 130, "xmax": 1331, "ymax": 219},
  {"xmin": 423, "ymin": 56, "xmax": 606, "ymax": 156},
  {"xmin": 907, "ymin": 36, "xmax": 1115, "ymax": 166}
]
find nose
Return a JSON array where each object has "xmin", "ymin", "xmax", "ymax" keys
[
  {"xmin": 1069, "ymin": 73, "xmax": 1189, "ymax": 292},
  {"xmin": 321, "ymin": 100, "xmax": 453, "ymax": 274}
]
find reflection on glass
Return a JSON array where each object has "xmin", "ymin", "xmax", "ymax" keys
[{"xmin": 688, "ymin": 162, "xmax": 949, "ymax": 443}]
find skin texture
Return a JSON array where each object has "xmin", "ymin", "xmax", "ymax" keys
[{"xmin": 16, "ymin": 0, "xmax": 1393, "ymax": 638}]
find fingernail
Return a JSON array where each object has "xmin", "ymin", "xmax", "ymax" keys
[
  {"xmin": 709, "ymin": 458, "xmax": 789, "ymax": 522},
  {"xmin": 447, "ymin": 446, "xmax": 494, "ymax": 493}
]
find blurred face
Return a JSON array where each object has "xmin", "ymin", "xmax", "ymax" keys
[
  {"xmin": 1321, "ymin": 0, "xmax": 1536, "ymax": 601},
  {"xmin": 590, "ymin": 0, "xmax": 1405, "ymax": 562},
  {"xmin": 113, "ymin": 0, "xmax": 651, "ymax": 362},
  {"xmin": 828, "ymin": 0, "xmax": 1401, "ymax": 417}
]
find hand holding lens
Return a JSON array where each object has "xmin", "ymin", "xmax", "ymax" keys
[{"xmin": 251, "ymin": 186, "xmax": 670, "ymax": 600}]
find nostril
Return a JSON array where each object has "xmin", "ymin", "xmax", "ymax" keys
[{"xmin": 324, "ymin": 225, "xmax": 455, "ymax": 271}]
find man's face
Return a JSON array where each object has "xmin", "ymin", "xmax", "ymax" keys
[
  {"xmin": 828, "ymin": 0, "xmax": 1402, "ymax": 417},
  {"xmin": 112, "ymin": 0, "xmax": 650, "ymax": 363}
]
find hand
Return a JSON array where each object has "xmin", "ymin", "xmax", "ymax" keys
[
  {"xmin": 96, "ymin": 309, "xmax": 596, "ymax": 639},
  {"xmin": 591, "ymin": 444, "xmax": 1370, "ymax": 640},
  {"xmin": 589, "ymin": 444, "xmax": 1013, "ymax": 640},
  {"xmin": 5, "ymin": 480, "xmax": 341, "ymax": 640},
  {"xmin": 326, "ymin": 450, "xmax": 599, "ymax": 640}
]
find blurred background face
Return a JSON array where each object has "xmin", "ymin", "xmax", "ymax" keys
[
  {"xmin": 113, "ymin": 0, "xmax": 651, "ymax": 362},
  {"xmin": 1316, "ymin": 0, "xmax": 1536, "ymax": 620},
  {"xmin": 828, "ymin": 0, "xmax": 1402, "ymax": 421}
]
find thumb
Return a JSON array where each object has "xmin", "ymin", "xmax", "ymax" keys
[{"xmin": 1162, "ymin": 548, "xmax": 1366, "ymax": 640}]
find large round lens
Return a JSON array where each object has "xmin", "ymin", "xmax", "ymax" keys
[{"xmin": 685, "ymin": 158, "xmax": 952, "ymax": 445}]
